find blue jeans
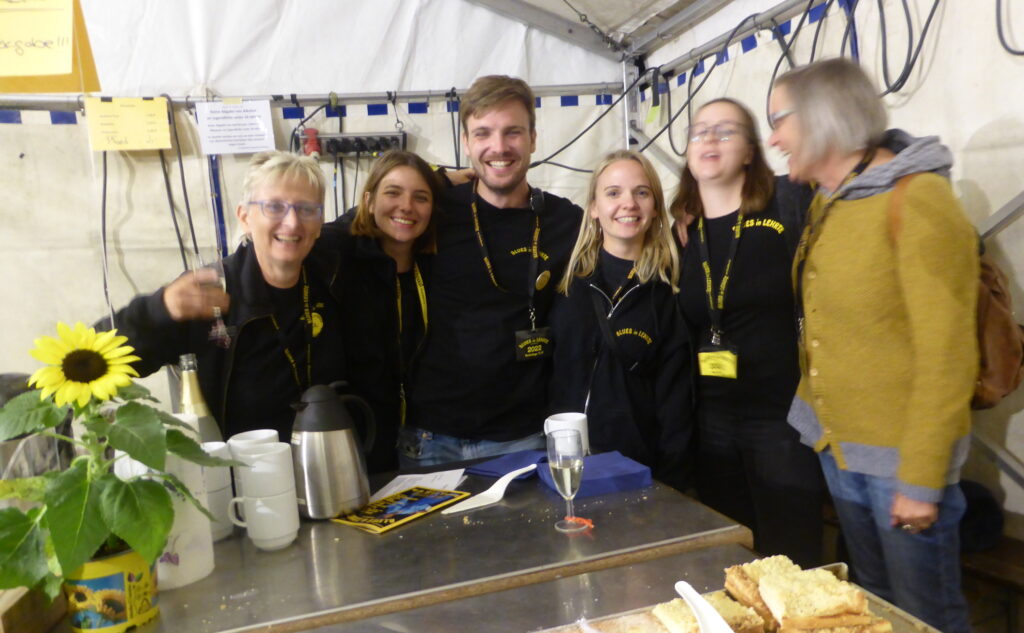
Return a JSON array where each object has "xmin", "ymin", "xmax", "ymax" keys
[
  {"xmin": 819, "ymin": 450, "xmax": 970, "ymax": 633},
  {"xmin": 397, "ymin": 427, "xmax": 545, "ymax": 469}
]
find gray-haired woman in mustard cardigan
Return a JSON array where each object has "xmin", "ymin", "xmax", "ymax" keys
[{"xmin": 768, "ymin": 58, "xmax": 977, "ymax": 633}]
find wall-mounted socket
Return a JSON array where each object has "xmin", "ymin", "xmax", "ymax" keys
[{"xmin": 306, "ymin": 131, "xmax": 407, "ymax": 156}]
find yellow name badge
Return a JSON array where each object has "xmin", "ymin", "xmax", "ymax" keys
[{"xmin": 698, "ymin": 349, "xmax": 738, "ymax": 379}]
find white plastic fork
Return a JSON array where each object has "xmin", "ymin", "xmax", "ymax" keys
[
  {"xmin": 441, "ymin": 463, "xmax": 538, "ymax": 514},
  {"xmin": 674, "ymin": 581, "xmax": 734, "ymax": 633}
]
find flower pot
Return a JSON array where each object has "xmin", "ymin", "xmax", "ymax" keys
[{"xmin": 63, "ymin": 549, "xmax": 159, "ymax": 633}]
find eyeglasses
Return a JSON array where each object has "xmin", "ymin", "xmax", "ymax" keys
[
  {"xmin": 687, "ymin": 124, "xmax": 745, "ymax": 144},
  {"xmin": 768, "ymin": 108, "xmax": 796, "ymax": 130},
  {"xmin": 247, "ymin": 200, "xmax": 324, "ymax": 221}
]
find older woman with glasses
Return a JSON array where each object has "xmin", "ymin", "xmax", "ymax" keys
[
  {"xmin": 672, "ymin": 97, "xmax": 823, "ymax": 568},
  {"xmin": 769, "ymin": 58, "xmax": 977, "ymax": 633},
  {"xmin": 104, "ymin": 150, "xmax": 348, "ymax": 441}
]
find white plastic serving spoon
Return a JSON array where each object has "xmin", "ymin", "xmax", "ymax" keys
[
  {"xmin": 674, "ymin": 581, "xmax": 734, "ymax": 633},
  {"xmin": 441, "ymin": 463, "xmax": 538, "ymax": 514}
]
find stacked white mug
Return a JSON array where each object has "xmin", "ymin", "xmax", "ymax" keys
[
  {"xmin": 228, "ymin": 438, "xmax": 300, "ymax": 551},
  {"xmin": 201, "ymin": 441, "xmax": 234, "ymax": 542}
]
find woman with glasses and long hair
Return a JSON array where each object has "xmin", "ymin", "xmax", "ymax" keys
[
  {"xmin": 103, "ymin": 150, "xmax": 347, "ymax": 441},
  {"xmin": 672, "ymin": 98, "xmax": 823, "ymax": 568},
  {"xmin": 770, "ymin": 58, "xmax": 977, "ymax": 633},
  {"xmin": 549, "ymin": 150, "xmax": 692, "ymax": 491},
  {"xmin": 323, "ymin": 150, "xmax": 441, "ymax": 473}
]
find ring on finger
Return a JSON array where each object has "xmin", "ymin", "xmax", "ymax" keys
[{"xmin": 900, "ymin": 523, "xmax": 915, "ymax": 532}]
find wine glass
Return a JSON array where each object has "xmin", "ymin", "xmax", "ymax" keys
[{"xmin": 546, "ymin": 429, "xmax": 587, "ymax": 533}]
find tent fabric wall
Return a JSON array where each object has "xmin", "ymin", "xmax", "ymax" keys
[
  {"xmin": 636, "ymin": 0, "xmax": 1024, "ymax": 541},
  {"xmin": 3, "ymin": 0, "xmax": 1024, "ymax": 538}
]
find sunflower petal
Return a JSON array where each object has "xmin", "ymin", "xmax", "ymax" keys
[
  {"xmin": 75, "ymin": 384, "xmax": 92, "ymax": 408},
  {"xmin": 93, "ymin": 330, "xmax": 117, "ymax": 352}
]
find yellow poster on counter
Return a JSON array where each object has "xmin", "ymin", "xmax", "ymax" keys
[
  {"xmin": 0, "ymin": 0, "xmax": 100, "ymax": 93},
  {"xmin": 84, "ymin": 97, "xmax": 172, "ymax": 151},
  {"xmin": 0, "ymin": 0, "xmax": 73, "ymax": 77}
]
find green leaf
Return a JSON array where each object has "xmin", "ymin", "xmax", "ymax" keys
[
  {"xmin": 166, "ymin": 429, "xmax": 240, "ymax": 467},
  {"xmin": 39, "ymin": 573, "xmax": 63, "ymax": 601},
  {"xmin": 0, "ymin": 474, "xmax": 55, "ymax": 503},
  {"xmin": 108, "ymin": 402, "xmax": 166, "ymax": 471},
  {"xmin": 154, "ymin": 409, "xmax": 194, "ymax": 431},
  {"xmin": 0, "ymin": 391, "xmax": 69, "ymax": 442},
  {"xmin": 98, "ymin": 475, "xmax": 172, "ymax": 565},
  {"xmin": 0, "ymin": 507, "xmax": 48, "ymax": 589},
  {"xmin": 80, "ymin": 414, "xmax": 110, "ymax": 437},
  {"xmin": 115, "ymin": 383, "xmax": 157, "ymax": 402},
  {"xmin": 43, "ymin": 460, "xmax": 110, "ymax": 576},
  {"xmin": 162, "ymin": 471, "xmax": 215, "ymax": 522}
]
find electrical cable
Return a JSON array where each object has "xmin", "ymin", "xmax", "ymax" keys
[
  {"xmin": 158, "ymin": 149, "xmax": 190, "ymax": 272},
  {"xmin": 764, "ymin": 0, "xmax": 817, "ymax": 123},
  {"xmin": 100, "ymin": 151, "xmax": 115, "ymax": 327},
  {"xmin": 810, "ymin": 0, "xmax": 837, "ymax": 62},
  {"xmin": 531, "ymin": 69, "xmax": 645, "ymax": 168},
  {"xmin": 351, "ymin": 152, "xmax": 361, "ymax": 211},
  {"xmin": 163, "ymin": 95, "xmax": 200, "ymax": 258},
  {"xmin": 997, "ymin": 0, "xmax": 1024, "ymax": 55},
  {"xmin": 661, "ymin": 69, "xmax": 686, "ymax": 157},
  {"xmin": 448, "ymin": 88, "xmax": 461, "ymax": 169},
  {"xmin": 769, "ymin": 17, "xmax": 798, "ymax": 68},
  {"xmin": 332, "ymin": 152, "xmax": 340, "ymax": 219},
  {"xmin": 877, "ymin": 0, "xmax": 942, "ymax": 96},
  {"xmin": 876, "ymin": 0, "xmax": 914, "ymax": 94},
  {"xmin": 288, "ymin": 103, "xmax": 328, "ymax": 153},
  {"xmin": 542, "ymin": 160, "xmax": 595, "ymax": 174},
  {"xmin": 639, "ymin": 13, "xmax": 759, "ymax": 153}
]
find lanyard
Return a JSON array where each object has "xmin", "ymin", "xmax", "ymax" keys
[
  {"xmin": 794, "ymin": 148, "xmax": 878, "ymax": 335},
  {"xmin": 696, "ymin": 213, "xmax": 743, "ymax": 345},
  {"xmin": 269, "ymin": 266, "xmax": 312, "ymax": 390},
  {"xmin": 470, "ymin": 184, "xmax": 544, "ymax": 328},
  {"xmin": 395, "ymin": 262, "xmax": 427, "ymax": 427}
]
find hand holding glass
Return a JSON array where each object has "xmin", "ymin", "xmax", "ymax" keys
[{"xmin": 547, "ymin": 429, "xmax": 587, "ymax": 533}]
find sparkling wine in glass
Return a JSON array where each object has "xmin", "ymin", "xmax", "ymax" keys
[{"xmin": 547, "ymin": 429, "xmax": 587, "ymax": 533}]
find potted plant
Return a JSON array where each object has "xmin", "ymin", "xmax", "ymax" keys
[{"xmin": 0, "ymin": 322, "xmax": 233, "ymax": 632}]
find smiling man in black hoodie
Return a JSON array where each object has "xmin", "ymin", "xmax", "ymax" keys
[{"xmin": 401, "ymin": 75, "xmax": 582, "ymax": 467}]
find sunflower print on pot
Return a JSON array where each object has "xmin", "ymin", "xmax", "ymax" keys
[
  {"xmin": 66, "ymin": 584, "xmax": 95, "ymax": 611},
  {"xmin": 94, "ymin": 589, "xmax": 128, "ymax": 622},
  {"xmin": 28, "ymin": 322, "xmax": 140, "ymax": 407}
]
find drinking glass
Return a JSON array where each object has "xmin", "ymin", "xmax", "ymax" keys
[{"xmin": 546, "ymin": 429, "xmax": 587, "ymax": 533}]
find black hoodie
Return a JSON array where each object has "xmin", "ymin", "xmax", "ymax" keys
[{"xmin": 549, "ymin": 251, "xmax": 695, "ymax": 490}]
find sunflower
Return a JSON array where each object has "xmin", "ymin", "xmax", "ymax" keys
[
  {"xmin": 65, "ymin": 584, "xmax": 95, "ymax": 611},
  {"xmin": 28, "ymin": 322, "xmax": 141, "ymax": 407},
  {"xmin": 93, "ymin": 588, "xmax": 128, "ymax": 621}
]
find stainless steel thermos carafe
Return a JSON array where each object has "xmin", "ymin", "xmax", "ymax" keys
[{"xmin": 290, "ymin": 381, "xmax": 376, "ymax": 519}]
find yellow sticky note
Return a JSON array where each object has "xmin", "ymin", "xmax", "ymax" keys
[
  {"xmin": 645, "ymin": 104, "xmax": 661, "ymax": 125},
  {"xmin": 0, "ymin": 0, "xmax": 73, "ymax": 77},
  {"xmin": 0, "ymin": 0, "xmax": 100, "ymax": 93},
  {"xmin": 84, "ymin": 97, "xmax": 172, "ymax": 151}
]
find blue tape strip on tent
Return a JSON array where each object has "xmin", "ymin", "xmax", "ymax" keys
[
  {"xmin": 0, "ymin": 110, "xmax": 22, "ymax": 124},
  {"xmin": 809, "ymin": 2, "xmax": 827, "ymax": 22},
  {"xmin": 772, "ymin": 20, "xmax": 792, "ymax": 37},
  {"xmin": 367, "ymin": 104, "xmax": 388, "ymax": 116},
  {"xmin": 596, "ymin": 94, "xmax": 612, "ymax": 105},
  {"xmin": 716, "ymin": 50, "xmax": 729, "ymax": 64},
  {"xmin": 282, "ymin": 106, "xmax": 304, "ymax": 119},
  {"xmin": 560, "ymin": 95, "xmax": 578, "ymax": 107},
  {"xmin": 741, "ymin": 35, "xmax": 758, "ymax": 53},
  {"xmin": 677, "ymin": 74, "xmax": 686, "ymax": 87},
  {"xmin": 657, "ymin": 82, "xmax": 668, "ymax": 94},
  {"xmin": 325, "ymin": 105, "xmax": 346, "ymax": 117},
  {"xmin": 408, "ymin": 102, "xmax": 428, "ymax": 114},
  {"xmin": 693, "ymin": 60, "xmax": 705, "ymax": 76},
  {"xmin": 50, "ymin": 111, "xmax": 77, "ymax": 124},
  {"xmin": 535, "ymin": 97, "xmax": 542, "ymax": 108},
  {"xmin": 640, "ymin": 89, "xmax": 646, "ymax": 102},
  {"xmin": 446, "ymin": 101, "xmax": 459, "ymax": 113}
]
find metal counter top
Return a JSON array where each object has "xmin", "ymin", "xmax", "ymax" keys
[
  {"xmin": 141, "ymin": 477, "xmax": 750, "ymax": 633},
  {"xmin": 310, "ymin": 546, "xmax": 939, "ymax": 633}
]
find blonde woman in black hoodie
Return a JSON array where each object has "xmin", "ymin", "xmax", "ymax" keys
[{"xmin": 549, "ymin": 150, "xmax": 693, "ymax": 491}]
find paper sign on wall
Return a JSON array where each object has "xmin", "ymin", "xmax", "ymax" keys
[
  {"xmin": 84, "ymin": 97, "xmax": 172, "ymax": 151},
  {"xmin": 0, "ymin": 0, "xmax": 73, "ymax": 77},
  {"xmin": 195, "ymin": 100, "xmax": 276, "ymax": 155}
]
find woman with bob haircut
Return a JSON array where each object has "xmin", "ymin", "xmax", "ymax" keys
[
  {"xmin": 549, "ymin": 150, "xmax": 692, "ymax": 491},
  {"xmin": 323, "ymin": 149, "xmax": 441, "ymax": 473},
  {"xmin": 105, "ymin": 150, "xmax": 348, "ymax": 442},
  {"xmin": 672, "ymin": 97, "xmax": 823, "ymax": 568},
  {"xmin": 770, "ymin": 57, "xmax": 977, "ymax": 633}
]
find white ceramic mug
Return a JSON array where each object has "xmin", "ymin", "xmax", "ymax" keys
[
  {"xmin": 544, "ymin": 412, "xmax": 589, "ymax": 455},
  {"xmin": 227, "ymin": 430, "xmax": 279, "ymax": 501},
  {"xmin": 232, "ymin": 442, "xmax": 296, "ymax": 498},
  {"xmin": 229, "ymin": 489, "xmax": 300, "ymax": 551}
]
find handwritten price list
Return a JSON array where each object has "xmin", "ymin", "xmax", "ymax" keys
[{"xmin": 0, "ymin": 0, "xmax": 72, "ymax": 77}]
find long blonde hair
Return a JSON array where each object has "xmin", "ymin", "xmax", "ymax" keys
[{"xmin": 559, "ymin": 150, "xmax": 679, "ymax": 294}]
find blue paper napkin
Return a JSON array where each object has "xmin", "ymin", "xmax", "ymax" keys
[
  {"xmin": 537, "ymin": 451, "xmax": 652, "ymax": 498},
  {"xmin": 465, "ymin": 449, "xmax": 545, "ymax": 478}
]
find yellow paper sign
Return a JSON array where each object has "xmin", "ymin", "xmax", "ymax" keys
[
  {"xmin": 84, "ymin": 97, "xmax": 172, "ymax": 151},
  {"xmin": 0, "ymin": 0, "xmax": 73, "ymax": 77},
  {"xmin": 0, "ymin": 0, "xmax": 100, "ymax": 93}
]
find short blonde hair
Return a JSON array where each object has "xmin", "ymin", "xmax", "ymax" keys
[
  {"xmin": 351, "ymin": 150, "xmax": 441, "ymax": 254},
  {"xmin": 559, "ymin": 150, "xmax": 679, "ymax": 294},
  {"xmin": 773, "ymin": 57, "xmax": 887, "ymax": 165},
  {"xmin": 241, "ymin": 151, "xmax": 326, "ymax": 204}
]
